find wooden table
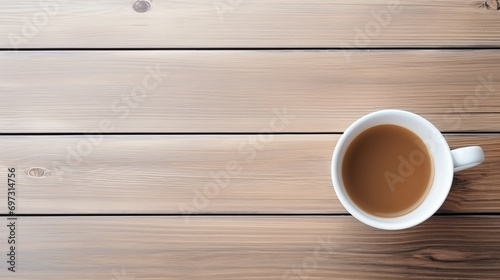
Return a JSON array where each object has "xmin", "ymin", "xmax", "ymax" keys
[{"xmin": 1, "ymin": 1, "xmax": 500, "ymax": 279}]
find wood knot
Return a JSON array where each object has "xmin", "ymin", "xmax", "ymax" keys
[
  {"xmin": 478, "ymin": 0, "xmax": 500, "ymax": 10},
  {"xmin": 133, "ymin": 0, "xmax": 152, "ymax": 13},
  {"xmin": 26, "ymin": 167, "xmax": 50, "ymax": 178},
  {"xmin": 415, "ymin": 248, "xmax": 476, "ymax": 263}
]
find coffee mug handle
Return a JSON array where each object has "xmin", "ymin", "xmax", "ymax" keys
[{"xmin": 451, "ymin": 146, "xmax": 485, "ymax": 172}]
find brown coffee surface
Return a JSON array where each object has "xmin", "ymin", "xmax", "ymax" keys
[{"xmin": 342, "ymin": 124, "xmax": 433, "ymax": 217}]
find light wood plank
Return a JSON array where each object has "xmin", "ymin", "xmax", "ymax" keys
[
  {"xmin": 1, "ymin": 50, "xmax": 500, "ymax": 133},
  {"xmin": 1, "ymin": 134, "xmax": 497, "ymax": 214},
  {"xmin": 1, "ymin": 216, "xmax": 499, "ymax": 279},
  {"xmin": 1, "ymin": 0, "xmax": 500, "ymax": 48}
]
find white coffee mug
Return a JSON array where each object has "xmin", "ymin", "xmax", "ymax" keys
[{"xmin": 331, "ymin": 110, "xmax": 484, "ymax": 230}]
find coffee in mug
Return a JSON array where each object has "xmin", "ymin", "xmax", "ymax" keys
[
  {"xmin": 342, "ymin": 124, "xmax": 433, "ymax": 218},
  {"xmin": 332, "ymin": 110, "xmax": 484, "ymax": 230}
]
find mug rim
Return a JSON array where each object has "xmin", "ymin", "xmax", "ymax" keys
[{"xmin": 331, "ymin": 110, "xmax": 454, "ymax": 230}]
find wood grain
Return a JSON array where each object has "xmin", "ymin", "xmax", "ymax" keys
[
  {"xmin": 1, "ymin": 216, "xmax": 499, "ymax": 279},
  {"xmin": 1, "ymin": 0, "xmax": 500, "ymax": 48},
  {"xmin": 2, "ymin": 134, "xmax": 497, "ymax": 214},
  {"xmin": 2, "ymin": 1, "xmax": 499, "ymax": 278},
  {"xmin": 1, "ymin": 50, "xmax": 500, "ymax": 133}
]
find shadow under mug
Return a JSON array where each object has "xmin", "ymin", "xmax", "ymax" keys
[{"xmin": 331, "ymin": 110, "xmax": 484, "ymax": 230}]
